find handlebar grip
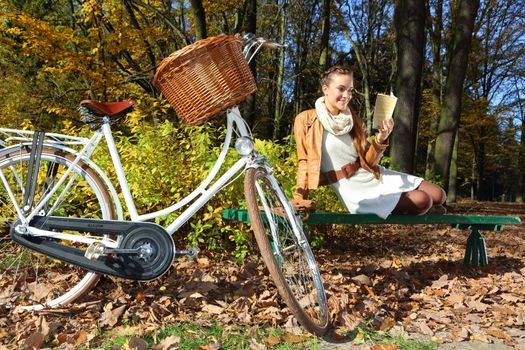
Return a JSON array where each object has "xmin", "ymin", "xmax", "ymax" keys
[{"xmin": 260, "ymin": 41, "xmax": 281, "ymax": 49}]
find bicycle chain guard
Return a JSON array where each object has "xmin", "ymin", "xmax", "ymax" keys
[{"xmin": 11, "ymin": 216, "xmax": 175, "ymax": 281}]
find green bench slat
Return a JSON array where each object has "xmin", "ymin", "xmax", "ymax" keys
[
  {"xmin": 223, "ymin": 208, "xmax": 521, "ymax": 266},
  {"xmin": 223, "ymin": 208, "xmax": 521, "ymax": 228}
]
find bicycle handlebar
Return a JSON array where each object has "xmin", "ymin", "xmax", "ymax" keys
[
  {"xmin": 241, "ymin": 33, "xmax": 286, "ymax": 63},
  {"xmin": 258, "ymin": 36, "xmax": 286, "ymax": 48}
]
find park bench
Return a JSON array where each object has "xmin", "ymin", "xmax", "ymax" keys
[{"xmin": 222, "ymin": 209, "xmax": 521, "ymax": 266}]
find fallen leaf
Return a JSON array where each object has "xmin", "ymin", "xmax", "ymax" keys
[
  {"xmin": 431, "ymin": 275, "xmax": 449, "ymax": 289},
  {"xmin": 282, "ymin": 333, "xmax": 307, "ymax": 343},
  {"xmin": 470, "ymin": 332, "xmax": 490, "ymax": 343},
  {"xmin": 370, "ymin": 344, "xmax": 400, "ymax": 350},
  {"xmin": 74, "ymin": 330, "xmax": 89, "ymax": 346},
  {"xmin": 202, "ymin": 304, "xmax": 224, "ymax": 314},
  {"xmin": 445, "ymin": 293, "xmax": 464, "ymax": 306},
  {"xmin": 265, "ymin": 336, "xmax": 280, "ymax": 345},
  {"xmin": 418, "ymin": 321, "xmax": 434, "ymax": 336},
  {"xmin": 23, "ymin": 332, "xmax": 45, "ymax": 350},
  {"xmin": 501, "ymin": 293, "xmax": 520, "ymax": 303},
  {"xmin": 466, "ymin": 299, "xmax": 488, "ymax": 312},
  {"xmin": 360, "ymin": 285, "xmax": 377, "ymax": 297},
  {"xmin": 352, "ymin": 331, "xmax": 365, "ymax": 344},
  {"xmin": 197, "ymin": 257, "xmax": 210, "ymax": 268},
  {"xmin": 465, "ymin": 314, "xmax": 483, "ymax": 323},
  {"xmin": 99, "ymin": 305, "xmax": 127, "ymax": 328},
  {"xmin": 449, "ymin": 326, "xmax": 469, "ymax": 341},
  {"xmin": 198, "ymin": 343, "xmax": 221, "ymax": 350},
  {"xmin": 258, "ymin": 306, "xmax": 284, "ymax": 321},
  {"xmin": 391, "ymin": 256, "xmax": 402, "ymax": 269},
  {"xmin": 379, "ymin": 317, "xmax": 396, "ymax": 331},
  {"xmin": 352, "ymin": 274, "xmax": 372, "ymax": 286},
  {"xmin": 135, "ymin": 292, "xmax": 146, "ymax": 303},
  {"xmin": 249, "ymin": 338, "xmax": 265, "ymax": 350},
  {"xmin": 153, "ymin": 335, "xmax": 181, "ymax": 350},
  {"xmin": 485, "ymin": 327, "xmax": 513, "ymax": 342},
  {"xmin": 128, "ymin": 336, "xmax": 148, "ymax": 350},
  {"xmin": 27, "ymin": 282, "xmax": 51, "ymax": 301}
]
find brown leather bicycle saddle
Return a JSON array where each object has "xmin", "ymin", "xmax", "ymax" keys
[{"xmin": 80, "ymin": 100, "xmax": 136, "ymax": 117}]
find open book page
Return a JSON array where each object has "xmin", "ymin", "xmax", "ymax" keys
[{"xmin": 373, "ymin": 93, "xmax": 398, "ymax": 129}]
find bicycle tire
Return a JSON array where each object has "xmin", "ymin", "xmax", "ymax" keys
[
  {"xmin": 0, "ymin": 147, "xmax": 115, "ymax": 310},
  {"xmin": 244, "ymin": 167, "xmax": 329, "ymax": 335}
]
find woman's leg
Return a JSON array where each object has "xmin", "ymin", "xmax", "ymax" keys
[
  {"xmin": 392, "ymin": 189, "xmax": 432, "ymax": 215},
  {"xmin": 418, "ymin": 180, "xmax": 447, "ymax": 206}
]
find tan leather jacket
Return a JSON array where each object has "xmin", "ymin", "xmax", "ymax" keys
[{"xmin": 293, "ymin": 109, "xmax": 388, "ymax": 200}]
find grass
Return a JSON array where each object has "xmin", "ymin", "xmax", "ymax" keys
[
  {"xmin": 339, "ymin": 325, "xmax": 437, "ymax": 350},
  {"xmin": 77, "ymin": 321, "xmax": 437, "ymax": 350},
  {"xmin": 84, "ymin": 321, "xmax": 320, "ymax": 350}
]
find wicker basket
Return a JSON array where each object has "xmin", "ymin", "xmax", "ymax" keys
[{"xmin": 153, "ymin": 35, "xmax": 256, "ymax": 126}]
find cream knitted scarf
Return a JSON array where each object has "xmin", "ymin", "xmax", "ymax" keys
[{"xmin": 315, "ymin": 97, "xmax": 353, "ymax": 135}]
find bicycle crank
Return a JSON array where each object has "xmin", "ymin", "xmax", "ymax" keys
[{"xmin": 11, "ymin": 216, "xmax": 175, "ymax": 281}]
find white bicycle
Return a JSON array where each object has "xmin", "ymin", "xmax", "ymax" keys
[{"xmin": 0, "ymin": 34, "xmax": 329, "ymax": 335}]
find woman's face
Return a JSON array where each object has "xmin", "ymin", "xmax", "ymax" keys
[{"xmin": 322, "ymin": 73, "xmax": 354, "ymax": 115}]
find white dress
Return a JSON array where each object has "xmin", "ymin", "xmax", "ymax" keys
[{"xmin": 320, "ymin": 130, "xmax": 423, "ymax": 219}]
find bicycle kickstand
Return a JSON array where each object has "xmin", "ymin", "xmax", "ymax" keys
[{"xmin": 23, "ymin": 131, "xmax": 45, "ymax": 213}]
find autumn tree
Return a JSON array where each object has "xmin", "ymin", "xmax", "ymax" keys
[
  {"xmin": 390, "ymin": 0, "xmax": 426, "ymax": 173},
  {"xmin": 433, "ymin": 0, "xmax": 480, "ymax": 191},
  {"xmin": 338, "ymin": 0, "xmax": 395, "ymax": 134}
]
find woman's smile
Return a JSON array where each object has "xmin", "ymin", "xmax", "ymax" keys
[{"xmin": 322, "ymin": 73, "xmax": 354, "ymax": 115}]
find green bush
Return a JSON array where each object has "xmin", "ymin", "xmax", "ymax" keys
[{"xmin": 0, "ymin": 112, "xmax": 344, "ymax": 261}]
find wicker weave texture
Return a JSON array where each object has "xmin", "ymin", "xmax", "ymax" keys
[{"xmin": 153, "ymin": 35, "xmax": 256, "ymax": 126}]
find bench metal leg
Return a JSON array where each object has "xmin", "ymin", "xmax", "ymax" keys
[{"xmin": 464, "ymin": 228, "xmax": 488, "ymax": 265}]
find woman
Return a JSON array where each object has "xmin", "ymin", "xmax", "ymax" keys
[{"xmin": 293, "ymin": 65, "xmax": 446, "ymax": 218}]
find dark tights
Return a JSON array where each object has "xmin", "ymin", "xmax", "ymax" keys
[{"xmin": 392, "ymin": 180, "xmax": 446, "ymax": 215}]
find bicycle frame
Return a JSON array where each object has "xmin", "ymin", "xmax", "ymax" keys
[
  {"xmin": 2, "ymin": 105, "xmax": 268, "ymax": 248},
  {"xmin": 2, "ymin": 34, "xmax": 283, "ymax": 247},
  {"xmin": 107, "ymin": 106, "xmax": 255, "ymax": 235}
]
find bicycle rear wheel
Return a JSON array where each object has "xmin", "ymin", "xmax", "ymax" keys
[
  {"xmin": 0, "ymin": 147, "xmax": 115, "ymax": 310},
  {"xmin": 244, "ymin": 167, "xmax": 329, "ymax": 336}
]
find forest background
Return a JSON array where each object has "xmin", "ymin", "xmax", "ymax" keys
[{"xmin": 0, "ymin": 0, "xmax": 524, "ymax": 255}]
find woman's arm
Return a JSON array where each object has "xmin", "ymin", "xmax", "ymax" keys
[
  {"xmin": 293, "ymin": 113, "xmax": 310, "ymax": 200},
  {"xmin": 364, "ymin": 118, "xmax": 393, "ymax": 166}
]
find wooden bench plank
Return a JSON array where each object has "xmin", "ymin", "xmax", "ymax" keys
[{"xmin": 223, "ymin": 209, "xmax": 521, "ymax": 266}]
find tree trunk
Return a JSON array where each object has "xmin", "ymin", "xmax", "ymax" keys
[
  {"xmin": 189, "ymin": 0, "xmax": 207, "ymax": 40},
  {"xmin": 318, "ymin": 0, "xmax": 331, "ymax": 72},
  {"xmin": 433, "ymin": 0, "xmax": 479, "ymax": 190},
  {"xmin": 292, "ymin": 1, "xmax": 317, "ymax": 118},
  {"xmin": 391, "ymin": 0, "xmax": 426, "ymax": 173},
  {"xmin": 448, "ymin": 129, "xmax": 458, "ymax": 202},
  {"xmin": 349, "ymin": 41, "xmax": 372, "ymax": 134},
  {"xmin": 470, "ymin": 156, "xmax": 476, "ymax": 200},
  {"xmin": 516, "ymin": 116, "xmax": 525, "ymax": 202},
  {"xmin": 516, "ymin": 79, "xmax": 525, "ymax": 202},
  {"xmin": 243, "ymin": 0, "xmax": 257, "ymax": 129},
  {"xmin": 273, "ymin": 3, "xmax": 287, "ymax": 140},
  {"xmin": 425, "ymin": 0, "xmax": 443, "ymax": 178}
]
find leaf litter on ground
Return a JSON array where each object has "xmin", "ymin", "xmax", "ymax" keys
[{"xmin": 0, "ymin": 201, "xmax": 524, "ymax": 349}]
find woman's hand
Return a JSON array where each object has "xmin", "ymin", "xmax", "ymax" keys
[{"xmin": 376, "ymin": 118, "xmax": 394, "ymax": 144}]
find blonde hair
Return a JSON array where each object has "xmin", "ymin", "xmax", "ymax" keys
[{"xmin": 320, "ymin": 65, "xmax": 368, "ymax": 158}]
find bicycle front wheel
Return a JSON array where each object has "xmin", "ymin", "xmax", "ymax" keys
[
  {"xmin": 0, "ymin": 147, "xmax": 115, "ymax": 310},
  {"xmin": 244, "ymin": 167, "xmax": 329, "ymax": 335}
]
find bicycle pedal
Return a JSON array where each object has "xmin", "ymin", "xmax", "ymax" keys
[
  {"xmin": 175, "ymin": 247, "xmax": 200, "ymax": 260},
  {"xmin": 85, "ymin": 242, "xmax": 105, "ymax": 260}
]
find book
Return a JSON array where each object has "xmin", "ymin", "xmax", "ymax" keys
[{"xmin": 373, "ymin": 92, "xmax": 397, "ymax": 129}]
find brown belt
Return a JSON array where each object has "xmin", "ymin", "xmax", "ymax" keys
[{"xmin": 323, "ymin": 159, "xmax": 361, "ymax": 184}]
